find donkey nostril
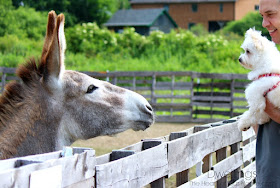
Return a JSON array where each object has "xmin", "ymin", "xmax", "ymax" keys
[{"xmin": 146, "ymin": 105, "xmax": 153, "ymax": 112}]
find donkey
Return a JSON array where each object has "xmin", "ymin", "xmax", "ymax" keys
[{"xmin": 0, "ymin": 11, "xmax": 154, "ymax": 159}]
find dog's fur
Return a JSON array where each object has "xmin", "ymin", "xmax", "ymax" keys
[{"xmin": 238, "ymin": 28, "xmax": 280, "ymax": 131}]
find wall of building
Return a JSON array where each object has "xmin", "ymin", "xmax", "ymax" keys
[
  {"xmin": 132, "ymin": 3, "xmax": 234, "ymax": 30},
  {"xmin": 132, "ymin": 0, "xmax": 259, "ymax": 31},
  {"xmin": 235, "ymin": 0, "xmax": 259, "ymax": 20}
]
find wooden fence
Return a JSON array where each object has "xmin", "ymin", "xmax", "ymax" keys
[
  {"xmin": 0, "ymin": 119, "xmax": 256, "ymax": 187},
  {"xmin": 0, "ymin": 67, "xmax": 249, "ymax": 123}
]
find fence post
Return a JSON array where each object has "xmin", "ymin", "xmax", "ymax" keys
[
  {"xmin": 151, "ymin": 74, "xmax": 156, "ymax": 104},
  {"xmin": 230, "ymin": 79, "xmax": 235, "ymax": 117},
  {"xmin": 190, "ymin": 74, "xmax": 194, "ymax": 120},
  {"xmin": 169, "ymin": 132, "xmax": 189, "ymax": 186},
  {"xmin": 170, "ymin": 75, "xmax": 175, "ymax": 117},
  {"xmin": 1, "ymin": 71, "xmax": 6, "ymax": 93},
  {"xmin": 230, "ymin": 142, "xmax": 241, "ymax": 185},
  {"xmin": 142, "ymin": 139, "xmax": 165, "ymax": 188},
  {"xmin": 216, "ymin": 147, "xmax": 228, "ymax": 188}
]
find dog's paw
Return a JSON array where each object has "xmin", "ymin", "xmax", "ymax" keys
[{"xmin": 237, "ymin": 121, "xmax": 251, "ymax": 131}]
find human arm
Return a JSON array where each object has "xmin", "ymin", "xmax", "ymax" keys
[
  {"xmin": 264, "ymin": 97, "xmax": 280, "ymax": 124},
  {"xmin": 253, "ymin": 125, "xmax": 259, "ymax": 135}
]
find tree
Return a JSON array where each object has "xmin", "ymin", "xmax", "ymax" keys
[
  {"xmin": 11, "ymin": 0, "xmax": 129, "ymax": 26},
  {"xmin": 0, "ymin": 0, "xmax": 14, "ymax": 36}
]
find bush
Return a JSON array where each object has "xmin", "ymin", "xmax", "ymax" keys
[{"xmin": 223, "ymin": 12, "xmax": 269, "ymax": 38}]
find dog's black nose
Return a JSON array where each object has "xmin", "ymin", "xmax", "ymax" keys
[{"xmin": 239, "ymin": 57, "xmax": 242, "ymax": 63}]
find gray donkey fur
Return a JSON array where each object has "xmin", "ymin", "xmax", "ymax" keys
[{"xmin": 0, "ymin": 11, "xmax": 154, "ymax": 159}]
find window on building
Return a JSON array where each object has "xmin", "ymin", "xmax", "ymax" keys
[
  {"xmin": 188, "ymin": 23, "xmax": 196, "ymax": 29},
  {"xmin": 192, "ymin": 4, "xmax": 198, "ymax": 12},
  {"xmin": 164, "ymin": 4, "xmax": 169, "ymax": 12},
  {"xmin": 255, "ymin": 5, "xmax": 259, "ymax": 10},
  {"xmin": 220, "ymin": 3, "xmax": 223, "ymax": 13}
]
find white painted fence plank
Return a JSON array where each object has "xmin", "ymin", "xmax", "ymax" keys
[
  {"xmin": 242, "ymin": 140, "xmax": 256, "ymax": 162},
  {"xmin": 242, "ymin": 161, "xmax": 256, "ymax": 185},
  {"xmin": 95, "ymin": 143, "xmax": 168, "ymax": 188},
  {"xmin": 178, "ymin": 170, "xmax": 216, "ymax": 188},
  {"xmin": 0, "ymin": 151, "xmax": 62, "ymax": 171},
  {"xmin": 211, "ymin": 151, "xmax": 243, "ymax": 180},
  {"xmin": 30, "ymin": 165, "xmax": 62, "ymax": 188},
  {"xmin": 168, "ymin": 122, "xmax": 242, "ymax": 176},
  {"xmin": 0, "ymin": 150, "xmax": 95, "ymax": 188},
  {"xmin": 242, "ymin": 127, "xmax": 256, "ymax": 141},
  {"xmin": 65, "ymin": 177, "xmax": 95, "ymax": 188}
]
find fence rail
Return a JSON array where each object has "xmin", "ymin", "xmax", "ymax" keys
[
  {"xmin": 0, "ymin": 67, "xmax": 249, "ymax": 123},
  {"xmin": 0, "ymin": 119, "xmax": 256, "ymax": 187}
]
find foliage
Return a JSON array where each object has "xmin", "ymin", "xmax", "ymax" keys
[
  {"xmin": 11, "ymin": 0, "xmax": 130, "ymax": 26},
  {"xmin": 0, "ymin": 0, "xmax": 14, "ymax": 36},
  {"xmin": 223, "ymin": 12, "xmax": 269, "ymax": 38},
  {"xmin": 0, "ymin": 6, "xmax": 47, "ymax": 40},
  {"xmin": 0, "ymin": 6, "xmax": 253, "ymax": 74}
]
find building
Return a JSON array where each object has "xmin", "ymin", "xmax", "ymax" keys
[
  {"xmin": 130, "ymin": 0, "xmax": 259, "ymax": 31},
  {"xmin": 104, "ymin": 8, "xmax": 177, "ymax": 35}
]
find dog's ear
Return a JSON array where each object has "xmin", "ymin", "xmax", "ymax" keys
[{"xmin": 251, "ymin": 30, "xmax": 264, "ymax": 52}]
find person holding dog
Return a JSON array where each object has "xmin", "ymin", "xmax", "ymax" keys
[{"xmin": 255, "ymin": 0, "xmax": 280, "ymax": 187}]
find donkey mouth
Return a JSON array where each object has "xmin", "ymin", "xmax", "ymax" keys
[{"xmin": 134, "ymin": 120, "xmax": 153, "ymax": 131}]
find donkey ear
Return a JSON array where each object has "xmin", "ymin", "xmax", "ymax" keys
[
  {"xmin": 41, "ymin": 11, "xmax": 57, "ymax": 61},
  {"xmin": 41, "ymin": 12, "xmax": 66, "ymax": 91}
]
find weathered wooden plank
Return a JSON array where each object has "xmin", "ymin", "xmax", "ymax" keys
[
  {"xmin": 242, "ymin": 161, "xmax": 256, "ymax": 185},
  {"xmin": 65, "ymin": 177, "xmax": 95, "ymax": 188},
  {"xmin": 168, "ymin": 122, "xmax": 242, "ymax": 176},
  {"xmin": 30, "ymin": 165, "xmax": 62, "ymax": 188},
  {"xmin": 216, "ymin": 147, "xmax": 228, "ymax": 188},
  {"xmin": 152, "ymin": 103, "xmax": 192, "ymax": 109},
  {"xmin": 242, "ymin": 140, "xmax": 256, "ymax": 162},
  {"xmin": 193, "ymin": 96, "xmax": 232, "ymax": 102},
  {"xmin": 0, "ymin": 150, "xmax": 96, "ymax": 188},
  {"xmin": 194, "ymin": 109, "xmax": 231, "ymax": 116},
  {"xmin": 181, "ymin": 151, "xmax": 243, "ymax": 188},
  {"xmin": 230, "ymin": 142, "xmax": 241, "ymax": 184},
  {"xmin": 202, "ymin": 154, "xmax": 212, "ymax": 173},
  {"xmin": 169, "ymin": 132, "xmax": 189, "ymax": 187},
  {"xmin": 153, "ymin": 107, "xmax": 192, "ymax": 112},
  {"xmin": 178, "ymin": 170, "xmax": 216, "ymax": 188},
  {"xmin": 212, "ymin": 151, "xmax": 243, "ymax": 182},
  {"xmin": 0, "ymin": 67, "xmax": 17, "ymax": 74},
  {"xmin": 152, "ymin": 94, "xmax": 191, "ymax": 99},
  {"xmin": 95, "ymin": 143, "xmax": 168, "ymax": 188},
  {"xmin": 155, "ymin": 115, "xmax": 192, "ymax": 123},
  {"xmin": 242, "ymin": 127, "xmax": 256, "ymax": 141},
  {"xmin": 110, "ymin": 150, "xmax": 135, "ymax": 161},
  {"xmin": 228, "ymin": 178, "xmax": 245, "ymax": 188},
  {"xmin": 192, "ymin": 102, "xmax": 231, "ymax": 108},
  {"xmin": 0, "ymin": 151, "xmax": 62, "ymax": 171}
]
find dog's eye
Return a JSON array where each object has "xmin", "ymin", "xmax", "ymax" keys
[
  {"xmin": 86, "ymin": 84, "xmax": 98, "ymax": 94},
  {"xmin": 246, "ymin": 49, "xmax": 250, "ymax": 54}
]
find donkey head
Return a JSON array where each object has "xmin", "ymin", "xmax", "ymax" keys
[{"xmin": 38, "ymin": 11, "xmax": 154, "ymax": 149}]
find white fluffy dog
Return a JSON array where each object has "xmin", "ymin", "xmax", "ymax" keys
[{"xmin": 238, "ymin": 28, "xmax": 280, "ymax": 131}]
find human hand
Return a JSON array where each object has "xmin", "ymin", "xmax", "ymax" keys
[{"xmin": 264, "ymin": 97, "xmax": 280, "ymax": 124}]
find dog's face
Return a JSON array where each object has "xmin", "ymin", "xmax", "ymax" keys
[{"xmin": 239, "ymin": 28, "xmax": 269, "ymax": 70}]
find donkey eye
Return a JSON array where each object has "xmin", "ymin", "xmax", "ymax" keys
[{"xmin": 86, "ymin": 84, "xmax": 98, "ymax": 94}]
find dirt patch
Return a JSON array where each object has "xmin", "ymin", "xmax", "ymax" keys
[{"xmin": 72, "ymin": 123, "xmax": 199, "ymax": 156}]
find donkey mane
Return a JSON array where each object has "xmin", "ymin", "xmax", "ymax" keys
[
  {"xmin": 0, "ymin": 58, "xmax": 43, "ymax": 128},
  {"xmin": 0, "ymin": 58, "xmax": 50, "ymax": 158}
]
